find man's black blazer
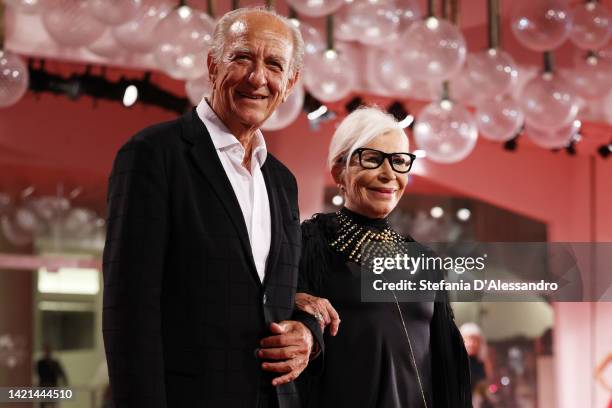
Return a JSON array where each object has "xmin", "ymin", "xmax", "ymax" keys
[{"xmin": 102, "ymin": 109, "xmax": 322, "ymax": 408}]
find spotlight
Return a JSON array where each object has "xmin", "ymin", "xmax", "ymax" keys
[
  {"xmin": 123, "ymin": 85, "xmax": 138, "ymax": 107},
  {"xmin": 27, "ymin": 60, "xmax": 190, "ymax": 113},
  {"xmin": 345, "ymin": 96, "xmax": 363, "ymax": 113},
  {"xmin": 598, "ymin": 143, "xmax": 612, "ymax": 159},
  {"xmin": 456, "ymin": 208, "xmax": 471, "ymax": 221},
  {"xmin": 387, "ymin": 101, "xmax": 413, "ymax": 128},
  {"xmin": 303, "ymin": 92, "xmax": 325, "ymax": 117},
  {"xmin": 430, "ymin": 206, "xmax": 444, "ymax": 219},
  {"xmin": 303, "ymin": 92, "xmax": 334, "ymax": 130},
  {"xmin": 398, "ymin": 114, "xmax": 414, "ymax": 129},
  {"xmin": 307, "ymin": 105, "xmax": 328, "ymax": 121}
]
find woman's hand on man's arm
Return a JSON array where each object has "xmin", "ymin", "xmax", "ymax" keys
[{"xmin": 295, "ymin": 293, "xmax": 341, "ymax": 336}]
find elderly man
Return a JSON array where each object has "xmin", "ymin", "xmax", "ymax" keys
[{"xmin": 102, "ymin": 8, "xmax": 322, "ymax": 408}]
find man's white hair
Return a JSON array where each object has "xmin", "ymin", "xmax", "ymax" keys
[
  {"xmin": 460, "ymin": 322, "xmax": 488, "ymax": 361},
  {"xmin": 327, "ymin": 106, "xmax": 409, "ymax": 171},
  {"xmin": 209, "ymin": 7, "xmax": 304, "ymax": 77}
]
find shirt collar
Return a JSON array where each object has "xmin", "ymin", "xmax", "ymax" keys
[{"xmin": 196, "ymin": 98, "xmax": 268, "ymax": 167}]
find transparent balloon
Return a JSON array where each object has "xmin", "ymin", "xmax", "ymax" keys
[
  {"xmin": 290, "ymin": 19, "xmax": 325, "ymax": 70},
  {"xmin": 385, "ymin": 0, "xmax": 423, "ymax": 48},
  {"xmin": 562, "ymin": 53, "xmax": 612, "ymax": 100},
  {"xmin": 0, "ymin": 215, "xmax": 32, "ymax": 246},
  {"xmin": 370, "ymin": 48, "xmax": 441, "ymax": 100},
  {"xmin": 262, "ymin": 84, "xmax": 305, "ymax": 131},
  {"xmin": 29, "ymin": 196, "xmax": 70, "ymax": 221},
  {"xmin": 449, "ymin": 68, "xmax": 477, "ymax": 104},
  {"xmin": 399, "ymin": 17, "xmax": 467, "ymax": 81},
  {"xmin": 87, "ymin": 29, "xmax": 129, "ymax": 59},
  {"xmin": 185, "ymin": 71, "xmax": 212, "ymax": 106},
  {"xmin": 367, "ymin": 48, "xmax": 413, "ymax": 96},
  {"xmin": 343, "ymin": 0, "xmax": 400, "ymax": 46},
  {"xmin": 153, "ymin": 6, "xmax": 215, "ymax": 80},
  {"xmin": 465, "ymin": 48, "xmax": 518, "ymax": 100},
  {"xmin": 112, "ymin": 0, "xmax": 174, "ymax": 54},
  {"xmin": 410, "ymin": 80, "xmax": 443, "ymax": 102},
  {"xmin": 42, "ymin": 0, "xmax": 106, "ymax": 47},
  {"xmin": 3, "ymin": 0, "xmax": 47, "ymax": 14},
  {"xmin": 0, "ymin": 50, "xmax": 29, "ymax": 108},
  {"xmin": 569, "ymin": 1, "xmax": 611, "ymax": 51},
  {"xmin": 525, "ymin": 120, "xmax": 580, "ymax": 149},
  {"xmin": 304, "ymin": 49, "xmax": 357, "ymax": 102},
  {"xmin": 599, "ymin": 42, "xmax": 612, "ymax": 64},
  {"xmin": 520, "ymin": 72, "xmax": 580, "ymax": 132},
  {"xmin": 334, "ymin": 3, "xmax": 358, "ymax": 41},
  {"xmin": 413, "ymin": 99, "xmax": 478, "ymax": 163},
  {"xmin": 286, "ymin": 0, "xmax": 344, "ymax": 17},
  {"xmin": 64, "ymin": 208, "xmax": 96, "ymax": 236},
  {"xmin": 476, "ymin": 96, "xmax": 524, "ymax": 142},
  {"xmin": 14, "ymin": 207, "xmax": 40, "ymax": 233},
  {"xmin": 89, "ymin": 0, "xmax": 142, "ymax": 26},
  {"xmin": 510, "ymin": 0, "xmax": 573, "ymax": 51},
  {"xmin": 511, "ymin": 65, "xmax": 538, "ymax": 101}
]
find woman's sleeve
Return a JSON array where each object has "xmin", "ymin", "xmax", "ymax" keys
[{"xmin": 297, "ymin": 217, "xmax": 327, "ymax": 296}]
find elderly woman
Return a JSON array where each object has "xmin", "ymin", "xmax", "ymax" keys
[{"xmin": 295, "ymin": 107, "xmax": 471, "ymax": 408}]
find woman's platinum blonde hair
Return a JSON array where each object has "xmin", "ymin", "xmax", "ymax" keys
[
  {"xmin": 327, "ymin": 106, "xmax": 409, "ymax": 171},
  {"xmin": 209, "ymin": 7, "xmax": 304, "ymax": 77}
]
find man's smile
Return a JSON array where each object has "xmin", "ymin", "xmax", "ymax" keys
[{"xmin": 236, "ymin": 90, "xmax": 268, "ymax": 100}]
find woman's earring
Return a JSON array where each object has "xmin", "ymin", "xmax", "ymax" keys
[{"xmin": 333, "ymin": 185, "xmax": 345, "ymax": 206}]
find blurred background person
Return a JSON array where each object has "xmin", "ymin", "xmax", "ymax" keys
[
  {"xmin": 36, "ymin": 344, "xmax": 68, "ymax": 408},
  {"xmin": 460, "ymin": 322, "xmax": 494, "ymax": 408}
]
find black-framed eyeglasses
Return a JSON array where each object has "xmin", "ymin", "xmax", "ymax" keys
[{"xmin": 351, "ymin": 148, "xmax": 416, "ymax": 174}]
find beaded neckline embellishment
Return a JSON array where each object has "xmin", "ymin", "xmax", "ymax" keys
[{"xmin": 329, "ymin": 210, "xmax": 404, "ymax": 264}]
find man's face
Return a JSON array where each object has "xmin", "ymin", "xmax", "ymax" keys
[
  {"xmin": 208, "ymin": 12, "xmax": 298, "ymax": 134},
  {"xmin": 463, "ymin": 334, "xmax": 481, "ymax": 357}
]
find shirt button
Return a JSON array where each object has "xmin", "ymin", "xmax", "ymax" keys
[{"xmin": 262, "ymin": 294, "xmax": 267, "ymax": 305}]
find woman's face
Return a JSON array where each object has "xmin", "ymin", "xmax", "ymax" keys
[{"xmin": 337, "ymin": 131, "xmax": 409, "ymax": 219}]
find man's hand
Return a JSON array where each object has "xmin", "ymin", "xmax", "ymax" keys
[
  {"xmin": 258, "ymin": 321, "xmax": 314, "ymax": 386},
  {"xmin": 295, "ymin": 292, "xmax": 341, "ymax": 336}
]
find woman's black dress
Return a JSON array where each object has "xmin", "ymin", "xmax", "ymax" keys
[{"xmin": 297, "ymin": 209, "xmax": 472, "ymax": 408}]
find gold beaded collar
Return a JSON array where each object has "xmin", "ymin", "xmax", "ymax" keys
[{"xmin": 329, "ymin": 208, "xmax": 404, "ymax": 264}]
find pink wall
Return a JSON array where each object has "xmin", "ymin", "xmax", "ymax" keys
[{"xmin": 1, "ymin": 91, "xmax": 611, "ymax": 405}]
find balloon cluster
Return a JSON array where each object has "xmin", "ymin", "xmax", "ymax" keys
[
  {"xmin": 0, "ymin": 190, "xmax": 105, "ymax": 249},
  {"xmin": 2, "ymin": 0, "xmax": 612, "ymax": 162}
]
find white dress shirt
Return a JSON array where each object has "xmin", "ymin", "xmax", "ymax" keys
[{"xmin": 196, "ymin": 99, "xmax": 271, "ymax": 283}]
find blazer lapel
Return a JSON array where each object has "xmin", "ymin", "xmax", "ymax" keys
[
  {"xmin": 181, "ymin": 109, "xmax": 260, "ymax": 286},
  {"xmin": 261, "ymin": 162, "xmax": 282, "ymax": 288}
]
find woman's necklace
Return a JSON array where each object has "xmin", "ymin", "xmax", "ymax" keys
[{"xmin": 329, "ymin": 210, "xmax": 403, "ymax": 263}]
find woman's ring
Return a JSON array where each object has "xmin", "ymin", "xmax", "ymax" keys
[{"xmin": 314, "ymin": 312, "xmax": 324, "ymax": 322}]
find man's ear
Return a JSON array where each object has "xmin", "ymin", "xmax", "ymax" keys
[
  {"xmin": 207, "ymin": 52, "xmax": 217, "ymax": 84},
  {"xmin": 283, "ymin": 71, "xmax": 300, "ymax": 102}
]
